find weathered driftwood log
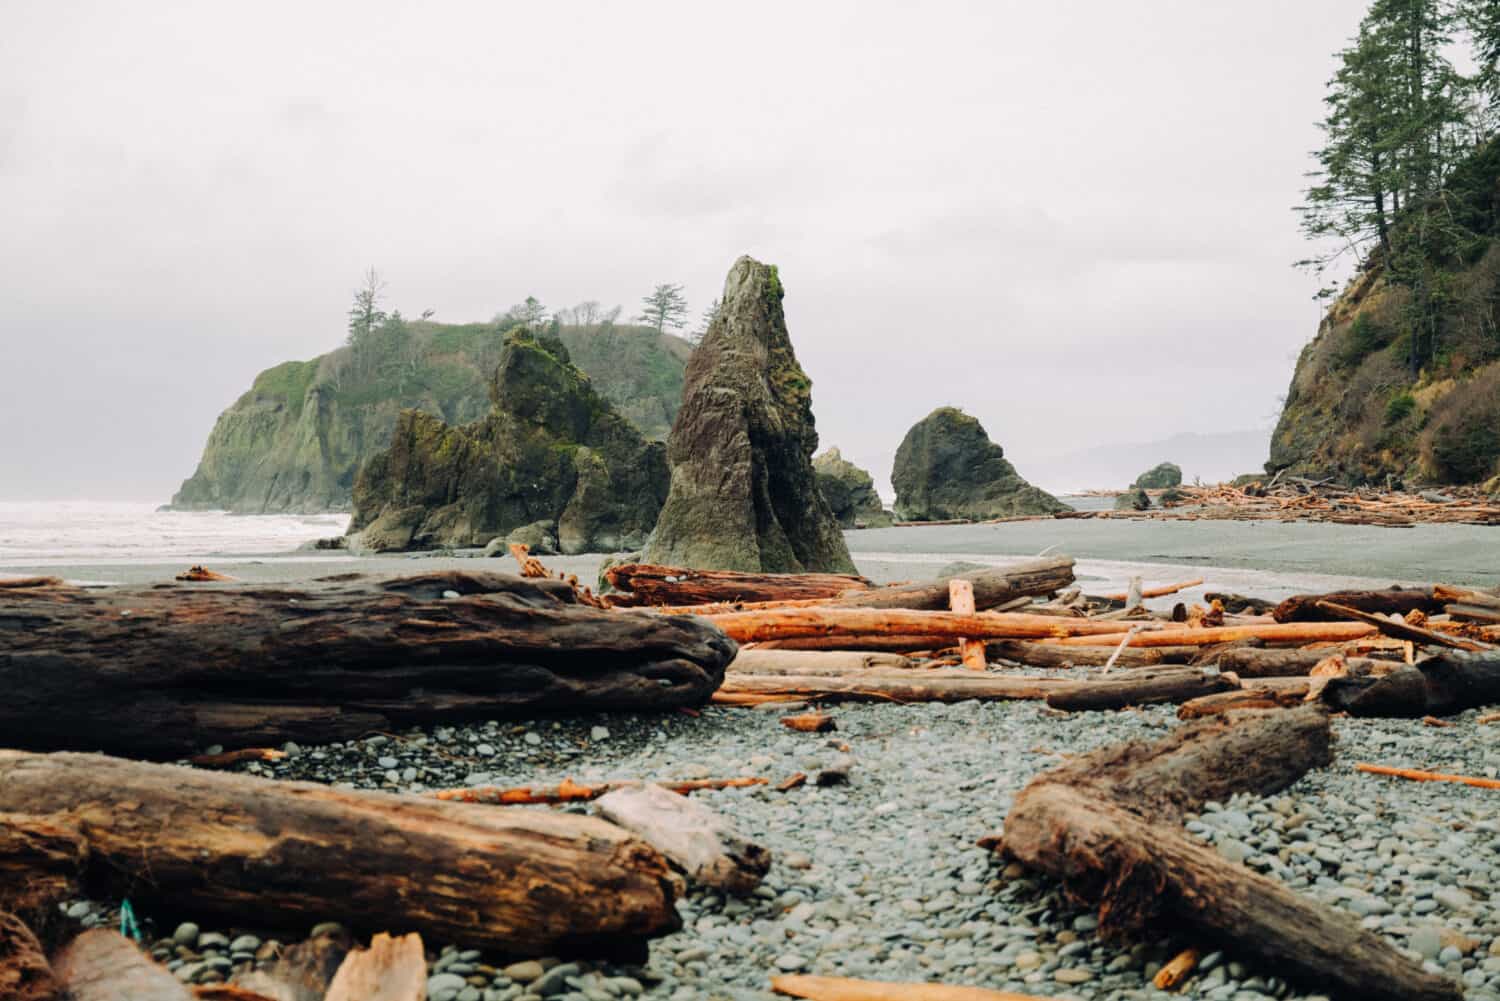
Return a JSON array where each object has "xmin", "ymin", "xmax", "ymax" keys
[
  {"xmin": 1205, "ymin": 591, "xmax": 1277, "ymax": 615},
  {"xmin": 1043, "ymin": 621, "xmax": 1376, "ymax": 648},
  {"xmin": 596, "ymin": 784, "xmax": 771, "ymax": 894},
  {"xmin": 323, "ymin": 933, "xmax": 425, "ymax": 1001},
  {"xmin": 0, "ymin": 572, "xmax": 735, "ymax": 757},
  {"xmin": 1216, "ymin": 647, "xmax": 1391, "ymax": 677},
  {"xmin": 432, "ymin": 776, "xmax": 766, "ymax": 805},
  {"xmin": 1444, "ymin": 603, "xmax": 1500, "ymax": 624},
  {"xmin": 714, "ymin": 672, "xmax": 1070, "ymax": 704},
  {"xmin": 1044, "ymin": 666, "xmax": 1237, "ymax": 712},
  {"xmin": 748, "ymin": 635, "xmax": 959, "ymax": 653},
  {"xmin": 231, "ymin": 926, "xmax": 351, "ymax": 1001},
  {"xmin": 991, "ymin": 707, "xmax": 1459, "ymax": 1001},
  {"xmin": 828, "ymin": 557, "xmax": 1075, "ymax": 611},
  {"xmin": 1433, "ymin": 583, "xmax": 1500, "ymax": 610},
  {"xmin": 985, "ymin": 640, "xmax": 1193, "ymax": 668},
  {"xmin": 1315, "ymin": 600, "xmax": 1493, "ymax": 652},
  {"xmin": 708, "ymin": 608, "xmax": 1141, "ymax": 645},
  {"xmin": 52, "ymin": 930, "xmax": 190, "ymax": 1001},
  {"xmin": 1273, "ymin": 587, "xmax": 1442, "ymax": 623},
  {"xmin": 605, "ymin": 564, "xmax": 872, "ymax": 606},
  {"xmin": 729, "ymin": 649, "xmax": 914, "ymax": 675},
  {"xmin": 0, "ymin": 751, "xmax": 683, "ymax": 959},
  {"xmin": 0, "ymin": 911, "xmax": 57, "ymax": 1001},
  {"xmin": 1177, "ymin": 684, "xmax": 1311, "ymax": 718},
  {"xmin": 0, "ymin": 815, "xmax": 87, "ymax": 919},
  {"xmin": 770, "ymin": 974, "xmax": 1037, "ymax": 1000},
  {"xmin": 1321, "ymin": 650, "xmax": 1500, "ymax": 717}
]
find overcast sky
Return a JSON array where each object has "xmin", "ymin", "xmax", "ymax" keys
[{"xmin": 1, "ymin": 0, "xmax": 1367, "ymax": 501}]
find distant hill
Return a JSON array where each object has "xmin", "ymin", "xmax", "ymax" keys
[
  {"xmin": 169, "ymin": 319, "xmax": 692, "ymax": 513},
  {"xmin": 1013, "ymin": 429, "xmax": 1271, "ymax": 494}
]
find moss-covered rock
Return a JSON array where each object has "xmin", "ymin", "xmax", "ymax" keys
[
  {"xmin": 346, "ymin": 329, "xmax": 668, "ymax": 553},
  {"xmin": 891, "ymin": 408, "xmax": 1069, "ymax": 521},
  {"xmin": 1132, "ymin": 462, "xmax": 1182, "ymax": 489},
  {"xmin": 169, "ymin": 321, "xmax": 689, "ymax": 513},
  {"xmin": 1114, "ymin": 488, "xmax": 1152, "ymax": 511},
  {"xmin": 814, "ymin": 448, "xmax": 892, "ymax": 528},
  {"xmin": 643, "ymin": 257, "xmax": 855, "ymax": 573}
]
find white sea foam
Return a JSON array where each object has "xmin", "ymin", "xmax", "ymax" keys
[{"xmin": 0, "ymin": 501, "xmax": 350, "ymax": 567}]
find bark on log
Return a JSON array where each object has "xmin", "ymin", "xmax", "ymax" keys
[
  {"xmin": 992, "ymin": 707, "xmax": 1459, "ymax": 1001},
  {"xmin": 826, "ymin": 557, "xmax": 1075, "ymax": 611},
  {"xmin": 1321, "ymin": 650, "xmax": 1500, "ymax": 717},
  {"xmin": 606, "ymin": 564, "xmax": 872, "ymax": 606},
  {"xmin": 714, "ymin": 672, "xmax": 1071, "ymax": 704},
  {"xmin": 595, "ymin": 784, "xmax": 771, "ymax": 894},
  {"xmin": 985, "ymin": 640, "xmax": 1192, "ymax": 668},
  {"xmin": 0, "ymin": 814, "xmax": 88, "ymax": 919},
  {"xmin": 0, "ymin": 911, "xmax": 57, "ymax": 1001},
  {"xmin": 0, "ymin": 572, "xmax": 735, "ymax": 757},
  {"xmin": 709, "ymin": 608, "xmax": 1143, "ymax": 645},
  {"xmin": 1273, "ymin": 587, "xmax": 1441, "ymax": 623},
  {"xmin": 52, "ymin": 930, "xmax": 191, "ymax": 1001},
  {"xmin": 729, "ymin": 650, "xmax": 915, "ymax": 675},
  {"xmin": 1044, "ymin": 667, "xmax": 1238, "ymax": 712},
  {"xmin": 323, "ymin": 933, "xmax": 425, "ymax": 1001},
  {"xmin": 0, "ymin": 751, "xmax": 683, "ymax": 959}
]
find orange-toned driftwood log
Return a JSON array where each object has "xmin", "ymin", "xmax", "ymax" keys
[
  {"xmin": 0, "ymin": 751, "xmax": 682, "ymax": 958},
  {"xmin": 1101, "ymin": 578, "xmax": 1204, "ymax": 602},
  {"xmin": 1042, "ymin": 621, "xmax": 1378, "ymax": 648},
  {"xmin": 781, "ymin": 712, "xmax": 836, "ymax": 733},
  {"xmin": 431, "ymin": 776, "xmax": 768, "ymax": 805},
  {"xmin": 1354, "ymin": 763, "xmax": 1500, "ymax": 790},
  {"xmin": 949, "ymin": 580, "xmax": 987, "ymax": 669},
  {"xmin": 1315, "ymin": 600, "xmax": 1493, "ymax": 651},
  {"xmin": 708, "ymin": 608, "xmax": 1149, "ymax": 644},
  {"xmin": 52, "ymin": 929, "xmax": 190, "ymax": 1001},
  {"xmin": 771, "ymin": 973, "xmax": 1040, "ymax": 1000},
  {"xmin": 323, "ymin": 932, "xmax": 426, "ymax": 1001},
  {"xmin": 1154, "ymin": 947, "xmax": 1202, "ymax": 990}
]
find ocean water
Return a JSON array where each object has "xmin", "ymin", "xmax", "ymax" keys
[{"xmin": 0, "ymin": 501, "xmax": 349, "ymax": 568}]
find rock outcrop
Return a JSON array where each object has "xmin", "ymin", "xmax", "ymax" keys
[
  {"xmin": 643, "ymin": 257, "xmax": 856, "ymax": 574},
  {"xmin": 1114, "ymin": 487, "xmax": 1152, "ymax": 511},
  {"xmin": 814, "ymin": 448, "xmax": 892, "ymax": 528},
  {"xmin": 347, "ymin": 330, "xmax": 668, "ymax": 553},
  {"xmin": 892, "ymin": 408, "xmax": 1069, "ymax": 521},
  {"xmin": 170, "ymin": 321, "xmax": 690, "ymax": 513},
  {"xmin": 1132, "ymin": 462, "xmax": 1182, "ymax": 489}
]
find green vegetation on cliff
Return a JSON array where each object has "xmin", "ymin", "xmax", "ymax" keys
[
  {"xmin": 170, "ymin": 316, "xmax": 691, "ymax": 513},
  {"xmin": 1273, "ymin": 0, "xmax": 1500, "ymax": 486}
]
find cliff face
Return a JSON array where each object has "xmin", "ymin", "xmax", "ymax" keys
[
  {"xmin": 1269, "ymin": 252, "xmax": 1500, "ymax": 487},
  {"xmin": 1270, "ymin": 141, "xmax": 1500, "ymax": 487},
  {"xmin": 347, "ymin": 330, "xmax": 668, "ymax": 553},
  {"xmin": 169, "ymin": 321, "xmax": 690, "ymax": 513}
]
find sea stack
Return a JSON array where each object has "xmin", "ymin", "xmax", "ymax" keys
[
  {"xmin": 814, "ymin": 448, "xmax": 893, "ymax": 528},
  {"xmin": 346, "ymin": 328, "xmax": 668, "ymax": 553},
  {"xmin": 892, "ymin": 407, "xmax": 1069, "ymax": 521},
  {"xmin": 643, "ymin": 256, "xmax": 856, "ymax": 573}
]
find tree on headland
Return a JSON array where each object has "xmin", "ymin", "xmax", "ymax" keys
[
  {"xmin": 637, "ymin": 283, "xmax": 689, "ymax": 335},
  {"xmin": 507, "ymin": 296, "xmax": 548, "ymax": 331},
  {"xmin": 346, "ymin": 268, "xmax": 388, "ymax": 347}
]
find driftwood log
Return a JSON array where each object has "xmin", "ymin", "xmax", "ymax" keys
[
  {"xmin": 991, "ymin": 707, "xmax": 1459, "ymax": 1001},
  {"xmin": 1044, "ymin": 666, "xmax": 1238, "ymax": 712},
  {"xmin": 728, "ymin": 649, "xmax": 914, "ymax": 675},
  {"xmin": 713, "ymin": 672, "xmax": 1070, "ymax": 704},
  {"xmin": 708, "ymin": 608, "xmax": 1143, "ymax": 645},
  {"xmin": 323, "ymin": 933, "xmax": 425, "ymax": 1001},
  {"xmin": 0, "ymin": 911, "xmax": 56, "ymax": 1001},
  {"xmin": 595, "ymin": 784, "xmax": 771, "ymax": 894},
  {"xmin": 985, "ymin": 640, "xmax": 1194, "ymax": 668},
  {"xmin": 1321, "ymin": 650, "xmax": 1500, "ymax": 717},
  {"xmin": 827, "ymin": 557, "xmax": 1075, "ymax": 611},
  {"xmin": 52, "ymin": 929, "xmax": 191, "ymax": 1001},
  {"xmin": 231, "ymin": 926, "xmax": 351, "ymax": 1001},
  {"xmin": 1272, "ymin": 587, "xmax": 1441, "ymax": 623},
  {"xmin": 0, "ymin": 572, "xmax": 735, "ymax": 757},
  {"xmin": 1216, "ymin": 647, "xmax": 1392, "ymax": 677},
  {"xmin": 605, "ymin": 564, "xmax": 873, "ymax": 606},
  {"xmin": 0, "ymin": 751, "xmax": 683, "ymax": 959}
]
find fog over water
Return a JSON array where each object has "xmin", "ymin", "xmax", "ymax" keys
[{"xmin": 1, "ymin": 1, "xmax": 1365, "ymax": 501}]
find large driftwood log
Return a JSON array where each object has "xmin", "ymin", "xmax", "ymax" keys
[
  {"xmin": 0, "ymin": 751, "xmax": 683, "ymax": 959},
  {"xmin": 714, "ymin": 672, "xmax": 1070, "ymax": 704},
  {"xmin": 992, "ymin": 707, "xmax": 1459, "ymax": 1001},
  {"xmin": 1044, "ymin": 666, "xmax": 1238, "ymax": 712},
  {"xmin": 1216, "ymin": 647, "xmax": 1389, "ymax": 677},
  {"xmin": 52, "ymin": 930, "xmax": 190, "ymax": 1001},
  {"xmin": 1321, "ymin": 650, "xmax": 1500, "ymax": 717},
  {"xmin": 729, "ymin": 649, "xmax": 915, "ymax": 675},
  {"xmin": 1043, "ymin": 621, "xmax": 1376, "ymax": 647},
  {"xmin": 827, "ymin": 557, "xmax": 1075, "ymax": 611},
  {"xmin": 708, "ymin": 608, "xmax": 1142, "ymax": 645},
  {"xmin": 595, "ymin": 784, "xmax": 771, "ymax": 894},
  {"xmin": 0, "ymin": 572, "xmax": 734, "ymax": 757},
  {"xmin": 606, "ymin": 564, "xmax": 873, "ymax": 606},
  {"xmin": 0, "ymin": 911, "xmax": 57, "ymax": 1001},
  {"xmin": 1273, "ymin": 587, "xmax": 1441, "ymax": 623},
  {"xmin": 985, "ymin": 640, "xmax": 1192, "ymax": 669}
]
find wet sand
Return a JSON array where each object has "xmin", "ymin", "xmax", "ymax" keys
[{"xmin": 6, "ymin": 518, "xmax": 1497, "ymax": 602}]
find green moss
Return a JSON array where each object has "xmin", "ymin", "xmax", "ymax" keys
[
  {"xmin": 1384, "ymin": 392, "xmax": 1417, "ymax": 425},
  {"xmin": 250, "ymin": 360, "xmax": 319, "ymax": 416}
]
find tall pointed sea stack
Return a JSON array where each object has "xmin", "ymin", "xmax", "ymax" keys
[{"xmin": 643, "ymin": 257, "xmax": 855, "ymax": 573}]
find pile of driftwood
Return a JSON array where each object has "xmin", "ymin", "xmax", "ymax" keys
[{"xmin": 1075, "ymin": 478, "xmax": 1500, "ymax": 527}]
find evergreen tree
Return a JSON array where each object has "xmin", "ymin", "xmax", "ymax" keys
[
  {"xmin": 689, "ymin": 297, "xmax": 720, "ymax": 346},
  {"xmin": 637, "ymin": 283, "xmax": 689, "ymax": 334},
  {"xmin": 346, "ymin": 268, "xmax": 388, "ymax": 347}
]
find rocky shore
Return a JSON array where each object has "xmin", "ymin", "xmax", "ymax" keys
[{"xmin": 54, "ymin": 681, "xmax": 1500, "ymax": 1000}]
